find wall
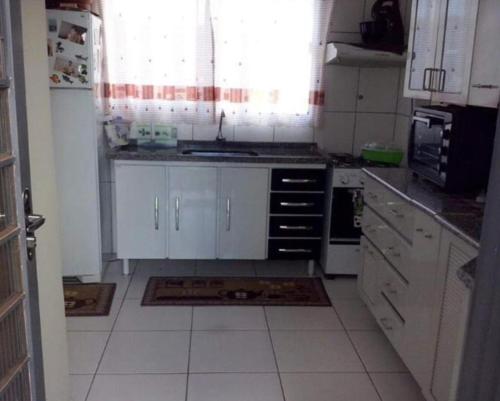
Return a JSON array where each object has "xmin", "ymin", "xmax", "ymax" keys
[
  {"xmin": 316, "ymin": 0, "xmax": 413, "ymax": 157},
  {"xmin": 20, "ymin": 1, "xmax": 70, "ymax": 400}
]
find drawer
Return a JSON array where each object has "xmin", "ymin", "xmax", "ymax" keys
[
  {"xmin": 268, "ymin": 239, "xmax": 321, "ymax": 259},
  {"xmin": 373, "ymin": 293, "xmax": 405, "ymax": 354},
  {"xmin": 270, "ymin": 193, "xmax": 324, "ymax": 215},
  {"xmin": 269, "ymin": 216, "xmax": 323, "ymax": 238},
  {"xmin": 271, "ymin": 169, "xmax": 326, "ymax": 192},
  {"xmin": 377, "ymin": 256, "xmax": 408, "ymax": 319},
  {"xmin": 383, "ymin": 191, "xmax": 415, "ymax": 242},
  {"xmin": 363, "ymin": 175, "xmax": 386, "ymax": 214},
  {"xmin": 362, "ymin": 207, "xmax": 411, "ymax": 281}
]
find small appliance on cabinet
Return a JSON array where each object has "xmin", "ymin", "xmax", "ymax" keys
[
  {"xmin": 409, "ymin": 105, "xmax": 497, "ymax": 193},
  {"xmin": 47, "ymin": 9, "xmax": 105, "ymax": 281}
]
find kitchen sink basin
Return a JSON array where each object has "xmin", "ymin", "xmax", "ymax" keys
[{"xmin": 182, "ymin": 149, "xmax": 259, "ymax": 157}]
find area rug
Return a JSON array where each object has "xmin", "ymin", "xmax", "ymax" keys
[
  {"xmin": 64, "ymin": 283, "xmax": 116, "ymax": 316},
  {"xmin": 142, "ymin": 277, "xmax": 331, "ymax": 306}
]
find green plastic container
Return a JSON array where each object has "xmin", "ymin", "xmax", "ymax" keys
[{"xmin": 361, "ymin": 147, "xmax": 404, "ymax": 166}]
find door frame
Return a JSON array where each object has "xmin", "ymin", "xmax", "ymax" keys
[
  {"xmin": 1, "ymin": 1, "xmax": 46, "ymax": 400},
  {"xmin": 457, "ymin": 108, "xmax": 500, "ymax": 400}
]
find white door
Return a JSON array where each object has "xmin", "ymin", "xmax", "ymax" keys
[
  {"xmin": 1, "ymin": 2, "xmax": 44, "ymax": 398},
  {"xmin": 115, "ymin": 164, "xmax": 167, "ymax": 259},
  {"xmin": 169, "ymin": 167, "xmax": 217, "ymax": 259},
  {"xmin": 432, "ymin": 0, "xmax": 479, "ymax": 104},
  {"xmin": 218, "ymin": 168, "xmax": 269, "ymax": 259},
  {"xmin": 404, "ymin": 0, "xmax": 441, "ymax": 99}
]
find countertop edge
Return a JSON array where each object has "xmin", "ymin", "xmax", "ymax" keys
[{"xmin": 362, "ymin": 168, "xmax": 480, "ymax": 249}]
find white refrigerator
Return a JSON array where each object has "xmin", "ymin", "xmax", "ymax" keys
[{"xmin": 47, "ymin": 9, "xmax": 105, "ymax": 281}]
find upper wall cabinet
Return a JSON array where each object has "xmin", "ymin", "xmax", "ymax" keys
[{"xmin": 404, "ymin": 0, "xmax": 500, "ymax": 107}]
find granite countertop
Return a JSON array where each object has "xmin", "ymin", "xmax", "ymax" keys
[
  {"xmin": 363, "ymin": 167, "xmax": 484, "ymax": 248},
  {"xmin": 107, "ymin": 140, "xmax": 329, "ymax": 164}
]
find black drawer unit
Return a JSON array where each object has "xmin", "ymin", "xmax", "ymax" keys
[
  {"xmin": 271, "ymin": 169, "xmax": 326, "ymax": 192},
  {"xmin": 270, "ymin": 193, "xmax": 324, "ymax": 215},
  {"xmin": 268, "ymin": 167, "xmax": 326, "ymax": 261},
  {"xmin": 269, "ymin": 216, "xmax": 323, "ymax": 238},
  {"xmin": 268, "ymin": 239, "xmax": 322, "ymax": 260}
]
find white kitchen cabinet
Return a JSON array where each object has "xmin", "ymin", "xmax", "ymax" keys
[
  {"xmin": 427, "ymin": 229, "xmax": 476, "ymax": 401},
  {"xmin": 401, "ymin": 210, "xmax": 442, "ymax": 391},
  {"xmin": 115, "ymin": 164, "xmax": 167, "ymax": 260},
  {"xmin": 404, "ymin": 0, "xmax": 499, "ymax": 107},
  {"xmin": 168, "ymin": 167, "xmax": 217, "ymax": 259},
  {"xmin": 218, "ymin": 168, "xmax": 269, "ymax": 259},
  {"xmin": 359, "ymin": 237, "xmax": 381, "ymax": 306}
]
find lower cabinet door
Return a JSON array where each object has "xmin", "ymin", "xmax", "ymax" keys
[
  {"xmin": 168, "ymin": 167, "xmax": 217, "ymax": 259},
  {"xmin": 115, "ymin": 164, "xmax": 167, "ymax": 258},
  {"xmin": 218, "ymin": 168, "xmax": 269, "ymax": 259}
]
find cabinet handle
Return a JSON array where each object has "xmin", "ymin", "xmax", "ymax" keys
[
  {"xmin": 384, "ymin": 282, "xmax": 398, "ymax": 295},
  {"xmin": 366, "ymin": 192, "xmax": 378, "ymax": 199},
  {"xmin": 280, "ymin": 202, "xmax": 314, "ymax": 207},
  {"xmin": 472, "ymin": 84, "xmax": 499, "ymax": 89},
  {"xmin": 282, "ymin": 178, "xmax": 317, "ymax": 184},
  {"xmin": 278, "ymin": 248, "xmax": 312, "ymax": 253},
  {"xmin": 423, "ymin": 68, "xmax": 433, "ymax": 91},
  {"xmin": 437, "ymin": 69, "xmax": 446, "ymax": 92},
  {"xmin": 175, "ymin": 196, "xmax": 180, "ymax": 231},
  {"xmin": 424, "ymin": 233, "xmax": 433, "ymax": 239},
  {"xmin": 389, "ymin": 208, "xmax": 404, "ymax": 218},
  {"xmin": 279, "ymin": 225, "xmax": 313, "ymax": 231},
  {"xmin": 154, "ymin": 196, "xmax": 159, "ymax": 230},
  {"xmin": 226, "ymin": 197, "xmax": 231, "ymax": 231}
]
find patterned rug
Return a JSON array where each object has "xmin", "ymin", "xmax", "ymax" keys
[
  {"xmin": 142, "ymin": 277, "xmax": 331, "ymax": 306},
  {"xmin": 64, "ymin": 283, "xmax": 116, "ymax": 316}
]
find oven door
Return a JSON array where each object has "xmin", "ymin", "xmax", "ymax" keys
[
  {"xmin": 330, "ymin": 187, "xmax": 363, "ymax": 244},
  {"xmin": 409, "ymin": 112, "xmax": 447, "ymax": 185}
]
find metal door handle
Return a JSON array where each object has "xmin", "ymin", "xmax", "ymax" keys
[
  {"xmin": 280, "ymin": 202, "xmax": 314, "ymax": 207},
  {"xmin": 423, "ymin": 68, "xmax": 433, "ymax": 90},
  {"xmin": 154, "ymin": 197, "xmax": 159, "ymax": 230},
  {"xmin": 175, "ymin": 197, "xmax": 180, "ymax": 231},
  {"xmin": 282, "ymin": 178, "xmax": 317, "ymax": 184},
  {"xmin": 26, "ymin": 214, "xmax": 46, "ymax": 234},
  {"xmin": 279, "ymin": 225, "xmax": 313, "ymax": 231},
  {"xmin": 226, "ymin": 197, "xmax": 231, "ymax": 231},
  {"xmin": 278, "ymin": 248, "xmax": 312, "ymax": 253}
]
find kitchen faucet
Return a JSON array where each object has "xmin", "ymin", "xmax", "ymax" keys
[{"xmin": 216, "ymin": 110, "xmax": 226, "ymax": 142}]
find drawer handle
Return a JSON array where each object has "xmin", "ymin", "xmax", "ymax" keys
[
  {"xmin": 384, "ymin": 282, "xmax": 398, "ymax": 295},
  {"xmin": 416, "ymin": 228, "xmax": 433, "ymax": 238},
  {"xmin": 279, "ymin": 225, "xmax": 313, "ymax": 231},
  {"xmin": 366, "ymin": 192, "xmax": 378, "ymax": 199},
  {"xmin": 278, "ymin": 248, "xmax": 312, "ymax": 253},
  {"xmin": 389, "ymin": 208, "xmax": 404, "ymax": 218},
  {"xmin": 387, "ymin": 247, "xmax": 401, "ymax": 257},
  {"xmin": 282, "ymin": 178, "xmax": 317, "ymax": 184},
  {"xmin": 280, "ymin": 202, "xmax": 314, "ymax": 207},
  {"xmin": 380, "ymin": 317, "xmax": 394, "ymax": 331}
]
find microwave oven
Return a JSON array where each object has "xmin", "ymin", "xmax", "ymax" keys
[{"xmin": 408, "ymin": 105, "xmax": 497, "ymax": 193}]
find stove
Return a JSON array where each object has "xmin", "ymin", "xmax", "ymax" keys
[{"xmin": 321, "ymin": 153, "xmax": 392, "ymax": 276}]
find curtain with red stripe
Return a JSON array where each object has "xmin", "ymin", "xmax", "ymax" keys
[{"xmin": 101, "ymin": 0, "xmax": 333, "ymax": 127}]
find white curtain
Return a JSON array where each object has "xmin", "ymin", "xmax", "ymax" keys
[{"xmin": 101, "ymin": 0, "xmax": 333, "ymax": 126}]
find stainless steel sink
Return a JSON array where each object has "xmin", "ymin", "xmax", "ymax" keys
[{"xmin": 182, "ymin": 149, "xmax": 259, "ymax": 157}]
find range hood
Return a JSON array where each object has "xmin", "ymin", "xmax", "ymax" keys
[{"xmin": 325, "ymin": 42, "xmax": 406, "ymax": 67}]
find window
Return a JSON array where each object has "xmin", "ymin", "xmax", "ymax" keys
[{"xmin": 101, "ymin": 0, "xmax": 333, "ymax": 126}]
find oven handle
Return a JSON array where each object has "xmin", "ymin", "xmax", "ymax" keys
[{"xmin": 412, "ymin": 116, "xmax": 432, "ymax": 128}]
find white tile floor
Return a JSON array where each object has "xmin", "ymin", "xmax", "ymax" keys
[{"xmin": 67, "ymin": 259, "xmax": 427, "ymax": 401}]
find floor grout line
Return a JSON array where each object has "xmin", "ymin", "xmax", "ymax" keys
[
  {"xmin": 184, "ymin": 306, "xmax": 194, "ymax": 401},
  {"xmin": 82, "ymin": 260, "xmax": 138, "ymax": 401},
  {"xmin": 263, "ymin": 306, "xmax": 287, "ymax": 401}
]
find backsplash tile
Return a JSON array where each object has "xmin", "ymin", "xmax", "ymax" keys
[
  {"xmin": 176, "ymin": 124, "xmax": 194, "ymax": 141},
  {"xmin": 274, "ymin": 126, "xmax": 314, "ymax": 143},
  {"xmin": 324, "ymin": 65, "xmax": 359, "ymax": 112},
  {"xmin": 317, "ymin": 112, "xmax": 356, "ymax": 153},
  {"xmin": 353, "ymin": 113, "xmax": 396, "ymax": 156},
  {"xmin": 357, "ymin": 68, "xmax": 400, "ymax": 113},
  {"xmin": 193, "ymin": 124, "xmax": 235, "ymax": 141},
  {"xmin": 234, "ymin": 126, "xmax": 274, "ymax": 142},
  {"xmin": 393, "ymin": 115, "xmax": 411, "ymax": 166}
]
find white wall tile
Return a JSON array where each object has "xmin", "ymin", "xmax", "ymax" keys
[
  {"xmin": 234, "ymin": 126, "xmax": 274, "ymax": 142},
  {"xmin": 193, "ymin": 124, "xmax": 234, "ymax": 141},
  {"xmin": 274, "ymin": 126, "xmax": 314, "ymax": 143},
  {"xmin": 353, "ymin": 113, "xmax": 396, "ymax": 156},
  {"xmin": 330, "ymin": 0, "xmax": 365, "ymax": 33},
  {"xmin": 357, "ymin": 68, "xmax": 399, "ymax": 113},
  {"xmin": 316, "ymin": 112, "xmax": 355, "ymax": 153},
  {"xmin": 397, "ymin": 68, "xmax": 412, "ymax": 116},
  {"xmin": 175, "ymin": 124, "xmax": 193, "ymax": 140},
  {"xmin": 324, "ymin": 65, "xmax": 359, "ymax": 112}
]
